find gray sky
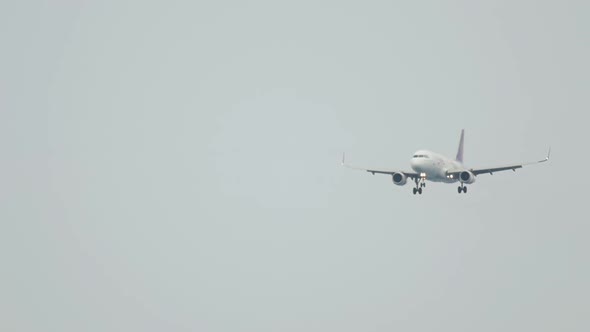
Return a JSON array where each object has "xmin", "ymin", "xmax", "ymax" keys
[{"xmin": 1, "ymin": 0, "xmax": 589, "ymax": 331}]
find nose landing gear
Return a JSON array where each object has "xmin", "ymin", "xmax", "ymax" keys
[{"xmin": 413, "ymin": 175, "xmax": 426, "ymax": 195}]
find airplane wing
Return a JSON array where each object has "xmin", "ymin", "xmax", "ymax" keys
[
  {"xmin": 341, "ymin": 153, "xmax": 420, "ymax": 179},
  {"xmin": 447, "ymin": 148, "xmax": 551, "ymax": 177}
]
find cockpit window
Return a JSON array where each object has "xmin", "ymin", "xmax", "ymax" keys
[{"xmin": 413, "ymin": 154, "xmax": 429, "ymax": 158}]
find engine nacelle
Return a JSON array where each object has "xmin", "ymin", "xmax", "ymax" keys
[
  {"xmin": 392, "ymin": 173, "xmax": 408, "ymax": 186},
  {"xmin": 459, "ymin": 171, "xmax": 476, "ymax": 184}
]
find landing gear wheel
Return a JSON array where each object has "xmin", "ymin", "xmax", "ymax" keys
[
  {"xmin": 413, "ymin": 188, "xmax": 417, "ymax": 195},
  {"xmin": 418, "ymin": 188, "xmax": 423, "ymax": 195},
  {"xmin": 458, "ymin": 186, "xmax": 462, "ymax": 194},
  {"xmin": 463, "ymin": 186, "xmax": 467, "ymax": 193}
]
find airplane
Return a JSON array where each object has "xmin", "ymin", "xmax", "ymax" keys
[{"xmin": 342, "ymin": 129, "xmax": 550, "ymax": 195}]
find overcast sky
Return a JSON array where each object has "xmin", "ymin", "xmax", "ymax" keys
[{"xmin": 1, "ymin": 1, "xmax": 589, "ymax": 331}]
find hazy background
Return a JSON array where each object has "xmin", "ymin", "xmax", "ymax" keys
[{"xmin": 1, "ymin": 0, "xmax": 589, "ymax": 331}]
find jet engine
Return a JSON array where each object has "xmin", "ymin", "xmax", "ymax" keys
[
  {"xmin": 392, "ymin": 173, "xmax": 407, "ymax": 186},
  {"xmin": 459, "ymin": 171, "xmax": 476, "ymax": 184}
]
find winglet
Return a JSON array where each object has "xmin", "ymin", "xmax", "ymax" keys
[
  {"xmin": 341, "ymin": 152, "xmax": 359, "ymax": 170},
  {"xmin": 538, "ymin": 147, "xmax": 551, "ymax": 163}
]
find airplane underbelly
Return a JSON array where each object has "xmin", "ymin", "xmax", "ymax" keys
[{"xmin": 413, "ymin": 162, "xmax": 453, "ymax": 183}]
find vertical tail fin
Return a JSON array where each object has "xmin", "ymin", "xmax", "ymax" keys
[{"xmin": 456, "ymin": 129, "xmax": 465, "ymax": 163}]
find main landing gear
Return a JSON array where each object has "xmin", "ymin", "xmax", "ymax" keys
[
  {"xmin": 457, "ymin": 183, "xmax": 467, "ymax": 194},
  {"xmin": 413, "ymin": 177, "xmax": 426, "ymax": 195}
]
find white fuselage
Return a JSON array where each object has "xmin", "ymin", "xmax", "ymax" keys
[{"xmin": 410, "ymin": 150, "xmax": 463, "ymax": 183}]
